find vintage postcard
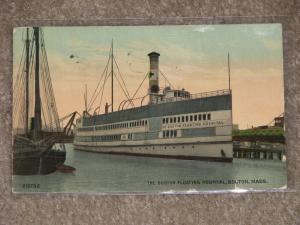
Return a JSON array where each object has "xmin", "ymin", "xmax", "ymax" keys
[{"xmin": 12, "ymin": 24, "xmax": 286, "ymax": 193}]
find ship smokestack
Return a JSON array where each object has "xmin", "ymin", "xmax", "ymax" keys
[{"xmin": 148, "ymin": 52, "xmax": 160, "ymax": 94}]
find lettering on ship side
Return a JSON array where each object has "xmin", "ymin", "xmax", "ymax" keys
[{"xmin": 162, "ymin": 121, "xmax": 225, "ymax": 130}]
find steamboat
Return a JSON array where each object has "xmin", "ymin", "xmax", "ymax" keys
[{"xmin": 74, "ymin": 44, "xmax": 233, "ymax": 162}]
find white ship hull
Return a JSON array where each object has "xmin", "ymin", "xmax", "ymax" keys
[
  {"xmin": 74, "ymin": 141, "xmax": 233, "ymax": 162},
  {"xmin": 74, "ymin": 92, "xmax": 233, "ymax": 162}
]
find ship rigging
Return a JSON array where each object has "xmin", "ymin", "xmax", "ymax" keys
[
  {"xmin": 85, "ymin": 41, "xmax": 175, "ymax": 116},
  {"xmin": 13, "ymin": 27, "xmax": 77, "ymax": 175}
]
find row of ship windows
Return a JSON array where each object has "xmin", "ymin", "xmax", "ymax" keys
[
  {"xmin": 77, "ymin": 135, "xmax": 121, "ymax": 142},
  {"xmin": 79, "ymin": 120, "xmax": 148, "ymax": 132},
  {"xmin": 162, "ymin": 130, "xmax": 178, "ymax": 138},
  {"xmin": 77, "ymin": 134, "xmax": 134, "ymax": 142},
  {"xmin": 162, "ymin": 113, "xmax": 211, "ymax": 124}
]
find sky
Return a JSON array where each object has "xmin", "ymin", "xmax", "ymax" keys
[{"xmin": 13, "ymin": 24, "xmax": 284, "ymax": 129}]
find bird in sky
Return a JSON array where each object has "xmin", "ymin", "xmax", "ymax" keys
[{"xmin": 69, "ymin": 54, "xmax": 79, "ymax": 59}]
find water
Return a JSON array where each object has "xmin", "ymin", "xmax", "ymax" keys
[{"xmin": 13, "ymin": 144, "xmax": 287, "ymax": 193}]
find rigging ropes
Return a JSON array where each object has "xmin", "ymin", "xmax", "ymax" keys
[
  {"xmin": 13, "ymin": 28, "xmax": 61, "ymax": 134},
  {"xmin": 98, "ymin": 67, "xmax": 110, "ymax": 113},
  {"xmin": 87, "ymin": 53, "xmax": 110, "ymax": 110},
  {"xmin": 112, "ymin": 56, "xmax": 134, "ymax": 107},
  {"xmin": 40, "ymin": 29, "xmax": 60, "ymax": 131},
  {"xmin": 159, "ymin": 69, "xmax": 175, "ymax": 89},
  {"xmin": 86, "ymin": 44, "xmax": 136, "ymax": 114}
]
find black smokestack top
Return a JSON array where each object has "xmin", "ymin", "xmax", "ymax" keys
[
  {"xmin": 148, "ymin": 52, "xmax": 160, "ymax": 57},
  {"xmin": 148, "ymin": 52, "xmax": 160, "ymax": 94}
]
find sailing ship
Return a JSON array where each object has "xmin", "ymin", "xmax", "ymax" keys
[
  {"xmin": 13, "ymin": 27, "xmax": 74, "ymax": 175},
  {"xmin": 74, "ymin": 42, "xmax": 233, "ymax": 162}
]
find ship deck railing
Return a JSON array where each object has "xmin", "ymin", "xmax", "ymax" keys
[
  {"xmin": 155, "ymin": 89, "xmax": 231, "ymax": 104},
  {"xmin": 84, "ymin": 89, "xmax": 231, "ymax": 117}
]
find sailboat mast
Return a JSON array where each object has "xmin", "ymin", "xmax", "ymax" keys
[
  {"xmin": 111, "ymin": 40, "xmax": 114, "ymax": 112},
  {"xmin": 33, "ymin": 27, "xmax": 42, "ymax": 139},
  {"xmin": 228, "ymin": 52, "xmax": 233, "ymax": 132},
  {"xmin": 228, "ymin": 52, "xmax": 231, "ymax": 91},
  {"xmin": 25, "ymin": 28, "xmax": 30, "ymax": 134}
]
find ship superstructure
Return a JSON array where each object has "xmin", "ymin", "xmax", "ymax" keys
[{"xmin": 74, "ymin": 47, "xmax": 233, "ymax": 162}]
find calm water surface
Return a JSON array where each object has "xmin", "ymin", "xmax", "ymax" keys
[{"xmin": 13, "ymin": 144, "xmax": 287, "ymax": 193}]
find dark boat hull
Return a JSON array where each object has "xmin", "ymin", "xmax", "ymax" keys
[
  {"xmin": 13, "ymin": 151, "xmax": 41, "ymax": 175},
  {"xmin": 13, "ymin": 149, "xmax": 66, "ymax": 175},
  {"xmin": 40, "ymin": 149, "xmax": 66, "ymax": 174},
  {"xmin": 13, "ymin": 135, "xmax": 67, "ymax": 175}
]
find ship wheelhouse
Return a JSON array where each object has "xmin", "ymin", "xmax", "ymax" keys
[{"xmin": 163, "ymin": 87, "xmax": 190, "ymax": 99}]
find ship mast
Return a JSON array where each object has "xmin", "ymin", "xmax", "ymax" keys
[
  {"xmin": 111, "ymin": 39, "xmax": 114, "ymax": 112},
  {"xmin": 228, "ymin": 52, "xmax": 231, "ymax": 91},
  {"xmin": 25, "ymin": 28, "xmax": 30, "ymax": 135},
  {"xmin": 33, "ymin": 27, "xmax": 42, "ymax": 140}
]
